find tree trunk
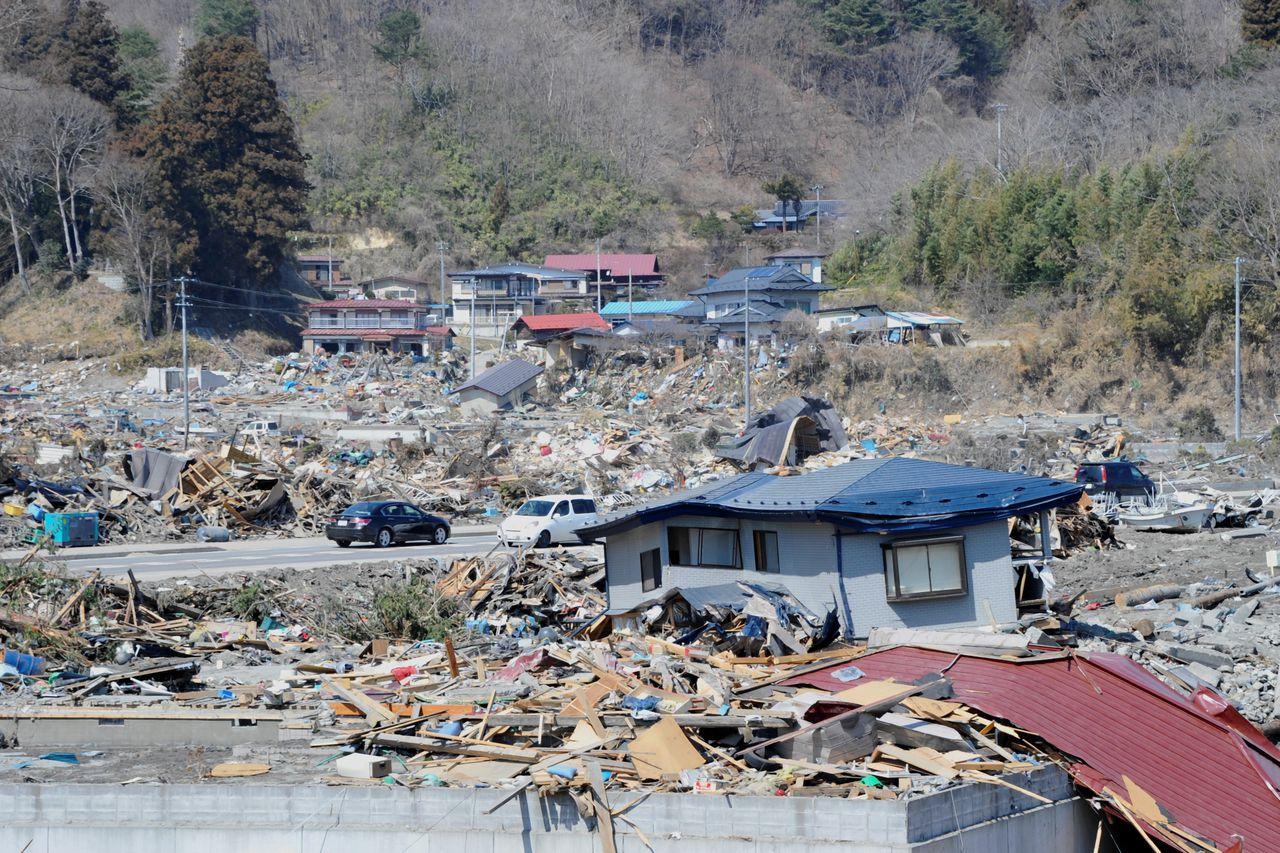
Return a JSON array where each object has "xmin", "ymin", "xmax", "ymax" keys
[
  {"xmin": 53, "ymin": 164, "xmax": 75, "ymax": 272},
  {"xmin": 3, "ymin": 197, "xmax": 30, "ymax": 294},
  {"xmin": 134, "ymin": 247, "xmax": 153, "ymax": 339},
  {"xmin": 67, "ymin": 186, "xmax": 84, "ymax": 267}
]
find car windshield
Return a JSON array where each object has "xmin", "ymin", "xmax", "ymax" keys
[
  {"xmin": 343, "ymin": 502, "xmax": 378, "ymax": 517},
  {"xmin": 515, "ymin": 500, "xmax": 554, "ymax": 517}
]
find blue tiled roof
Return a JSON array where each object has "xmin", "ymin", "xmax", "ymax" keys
[
  {"xmin": 600, "ymin": 300, "xmax": 699, "ymax": 317},
  {"xmin": 690, "ymin": 266, "xmax": 832, "ymax": 297},
  {"xmin": 578, "ymin": 457, "xmax": 1082, "ymax": 537}
]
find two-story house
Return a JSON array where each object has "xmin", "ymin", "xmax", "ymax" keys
[
  {"xmin": 690, "ymin": 265, "xmax": 832, "ymax": 347},
  {"xmin": 449, "ymin": 263, "xmax": 589, "ymax": 338},
  {"xmin": 294, "ymin": 254, "xmax": 353, "ymax": 296},
  {"xmin": 765, "ymin": 248, "xmax": 828, "ymax": 283},
  {"xmin": 543, "ymin": 253, "xmax": 665, "ymax": 299},
  {"xmin": 301, "ymin": 299, "xmax": 452, "ymax": 355},
  {"xmin": 578, "ymin": 457, "xmax": 1081, "ymax": 638}
]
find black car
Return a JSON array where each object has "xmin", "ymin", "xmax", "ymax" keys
[
  {"xmin": 325, "ymin": 500, "xmax": 451, "ymax": 548},
  {"xmin": 1074, "ymin": 460, "xmax": 1157, "ymax": 499}
]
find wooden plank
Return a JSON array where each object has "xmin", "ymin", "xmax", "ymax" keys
[
  {"xmin": 586, "ymin": 759, "xmax": 617, "ymax": 853},
  {"xmin": 373, "ymin": 733, "xmax": 540, "ymax": 763},
  {"xmin": 873, "ymin": 744, "xmax": 957, "ymax": 779},
  {"xmin": 323, "ymin": 677, "xmax": 396, "ymax": 723}
]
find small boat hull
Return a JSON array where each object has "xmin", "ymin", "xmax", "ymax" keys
[{"xmin": 1117, "ymin": 504, "xmax": 1212, "ymax": 533}]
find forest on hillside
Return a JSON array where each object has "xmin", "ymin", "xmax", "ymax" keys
[{"xmin": 3, "ymin": 0, "xmax": 1280, "ymax": 417}]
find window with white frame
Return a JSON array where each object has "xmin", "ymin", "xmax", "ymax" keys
[
  {"xmin": 882, "ymin": 536, "xmax": 967, "ymax": 601},
  {"xmin": 667, "ymin": 525, "xmax": 741, "ymax": 569}
]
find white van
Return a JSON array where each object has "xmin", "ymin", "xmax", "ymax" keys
[
  {"xmin": 498, "ymin": 495, "xmax": 598, "ymax": 548},
  {"xmin": 243, "ymin": 420, "xmax": 281, "ymax": 438}
]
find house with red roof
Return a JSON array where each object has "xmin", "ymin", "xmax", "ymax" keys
[
  {"xmin": 301, "ymin": 299, "xmax": 453, "ymax": 356},
  {"xmin": 510, "ymin": 313, "xmax": 613, "ymax": 368},
  {"xmin": 544, "ymin": 253, "xmax": 664, "ymax": 298}
]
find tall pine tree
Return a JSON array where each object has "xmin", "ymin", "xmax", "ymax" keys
[
  {"xmin": 1242, "ymin": 0, "xmax": 1280, "ymax": 46},
  {"xmin": 137, "ymin": 35, "xmax": 308, "ymax": 291},
  {"xmin": 58, "ymin": 0, "xmax": 131, "ymax": 120}
]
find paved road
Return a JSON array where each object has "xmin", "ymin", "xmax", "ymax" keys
[{"xmin": 10, "ymin": 529, "xmax": 518, "ymax": 580}]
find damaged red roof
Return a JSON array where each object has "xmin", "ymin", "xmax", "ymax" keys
[
  {"xmin": 788, "ymin": 646, "xmax": 1280, "ymax": 850},
  {"xmin": 512, "ymin": 312, "xmax": 610, "ymax": 332}
]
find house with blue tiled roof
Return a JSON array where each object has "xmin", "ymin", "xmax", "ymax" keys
[
  {"xmin": 576, "ymin": 457, "xmax": 1082, "ymax": 638},
  {"xmin": 690, "ymin": 266, "xmax": 832, "ymax": 347}
]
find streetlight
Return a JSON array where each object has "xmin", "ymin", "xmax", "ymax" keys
[{"xmin": 810, "ymin": 184, "xmax": 824, "ymax": 248}]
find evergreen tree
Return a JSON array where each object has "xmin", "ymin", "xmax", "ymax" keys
[
  {"xmin": 374, "ymin": 9, "xmax": 426, "ymax": 67},
  {"xmin": 1242, "ymin": 0, "xmax": 1280, "ymax": 46},
  {"xmin": 196, "ymin": 0, "xmax": 259, "ymax": 40},
  {"xmin": 137, "ymin": 35, "xmax": 308, "ymax": 290},
  {"xmin": 117, "ymin": 26, "xmax": 167, "ymax": 112},
  {"xmin": 487, "ymin": 178, "xmax": 510, "ymax": 233},
  {"xmin": 762, "ymin": 174, "xmax": 807, "ymax": 232},
  {"xmin": 58, "ymin": 0, "xmax": 131, "ymax": 118},
  {"xmin": 819, "ymin": 0, "xmax": 894, "ymax": 49}
]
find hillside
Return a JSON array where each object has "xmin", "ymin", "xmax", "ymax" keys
[{"xmin": 4, "ymin": 0, "xmax": 1280, "ymax": 426}]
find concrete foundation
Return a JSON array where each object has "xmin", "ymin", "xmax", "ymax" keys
[{"xmin": 0, "ymin": 768, "xmax": 1107, "ymax": 852}]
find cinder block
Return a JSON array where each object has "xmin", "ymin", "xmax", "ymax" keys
[{"xmin": 336, "ymin": 753, "xmax": 391, "ymax": 779}]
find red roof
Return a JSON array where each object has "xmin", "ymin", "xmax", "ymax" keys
[
  {"xmin": 308, "ymin": 299, "xmax": 422, "ymax": 310},
  {"xmin": 544, "ymin": 254, "xmax": 659, "ymax": 277},
  {"xmin": 301, "ymin": 327, "xmax": 452, "ymax": 338},
  {"xmin": 790, "ymin": 647, "xmax": 1280, "ymax": 850},
  {"xmin": 512, "ymin": 312, "xmax": 610, "ymax": 332}
]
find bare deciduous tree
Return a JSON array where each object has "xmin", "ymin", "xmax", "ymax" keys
[
  {"xmin": 98, "ymin": 151, "xmax": 169, "ymax": 338},
  {"xmin": 0, "ymin": 87, "xmax": 41, "ymax": 293},
  {"xmin": 32, "ymin": 88, "xmax": 109, "ymax": 273}
]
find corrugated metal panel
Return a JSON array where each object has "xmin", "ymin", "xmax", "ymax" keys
[
  {"xmin": 789, "ymin": 647, "xmax": 1280, "ymax": 850},
  {"xmin": 600, "ymin": 301, "xmax": 697, "ymax": 316}
]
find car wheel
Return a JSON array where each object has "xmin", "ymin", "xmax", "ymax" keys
[
  {"xmin": 376, "ymin": 528, "xmax": 394, "ymax": 548},
  {"xmin": 535, "ymin": 529, "xmax": 551, "ymax": 549},
  {"xmin": 336, "ymin": 540, "xmax": 351, "ymax": 548},
  {"xmin": 433, "ymin": 525, "xmax": 449, "ymax": 544}
]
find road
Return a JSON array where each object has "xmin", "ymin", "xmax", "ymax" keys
[{"xmin": 5, "ymin": 527, "xmax": 519, "ymax": 580}]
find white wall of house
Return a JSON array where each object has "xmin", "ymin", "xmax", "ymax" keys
[
  {"xmin": 456, "ymin": 377, "xmax": 538, "ymax": 416},
  {"xmin": 601, "ymin": 514, "xmax": 1017, "ymax": 636}
]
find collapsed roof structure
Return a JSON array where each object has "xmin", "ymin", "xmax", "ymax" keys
[{"xmin": 714, "ymin": 396, "xmax": 849, "ymax": 468}]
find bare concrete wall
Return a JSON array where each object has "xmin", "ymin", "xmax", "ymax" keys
[{"xmin": 0, "ymin": 769, "xmax": 1102, "ymax": 853}]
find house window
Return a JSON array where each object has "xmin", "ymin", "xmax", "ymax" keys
[
  {"xmin": 667, "ymin": 526, "xmax": 741, "ymax": 569},
  {"xmin": 752, "ymin": 530, "xmax": 780, "ymax": 573},
  {"xmin": 883, "ymin": 536, "xmax": 967, "ymax": 601},
  {"xmin": 640, "ymin": 548, "xmax": 661, "ymax": 592}
]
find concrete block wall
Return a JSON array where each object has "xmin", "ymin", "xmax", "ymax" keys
[
  {"xmin": 0, "ymin": 768, "xmax": 1093, "ymax": 853},
  {"xmin": 604, "ymin": 515, "xmax": 1018, "ymax": 636}
]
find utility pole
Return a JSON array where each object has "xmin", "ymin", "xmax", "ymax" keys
[
  {"xmin": 436, "ymin": 241, "xmax": 448, "ymax": 323},
  {"xmin": 177, "ymin": 275, "xmax": 192, "ymax": 450},
  {"xmin": 743, "ymin": 272, "xmax": 752, "ymax": 429},
  {"xmin": 595, "ymin": 238, "xmax": 602, "ymax": 313},
  {"xmin": 627, "ymin": 270, "xmax": 633, "ymax": 323},
  {"xmin": 993, "ymin": 104, "xmax": 1008, "ymax": 176},
  {"xmin": 810, "ymin": 184, "xmax": 824, "ymax": 249},
  {"xmin": 1235, "ymin": 256, "xmax": 1242, "ymax": 441},
  {"xmin": 470, "ymin": 279, "xmax": 477, "ymax": 380},
  {"xmin": 326, "ymin": 236, "xmax": 334, "ymax": 293}
]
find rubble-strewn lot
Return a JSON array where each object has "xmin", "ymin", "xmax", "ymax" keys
[{"xmin": 6, "ymin": 342, "xmax": 1280, "ymax": 848}]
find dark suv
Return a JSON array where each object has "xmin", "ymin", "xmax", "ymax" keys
[
  {"xmin": 325, "ymin": 500, "xmax": 451, "ymax": 548},
  {"xmin": 1074, "ymin": 461, "xmax": 1156, "ymax": 499}
]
